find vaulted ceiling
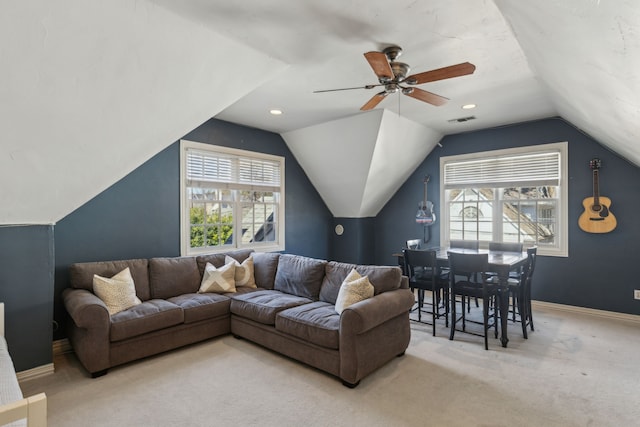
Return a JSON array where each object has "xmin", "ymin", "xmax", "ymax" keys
[{"xmin": 1, "ymin": 1, "xmax": 638, "ymax": 224}]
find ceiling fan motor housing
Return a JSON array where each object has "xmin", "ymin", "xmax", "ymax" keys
[
  {"xmin": 391, "ymin": 62, "xmax": 410, "ymax": 80},
  {"xmin": 382, "ymin": 45, "xmax": 403, "ymax": 61}
]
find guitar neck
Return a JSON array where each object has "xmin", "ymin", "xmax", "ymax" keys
[
  {"xmin": 422, "ymin": 176, "xmax": 429, "ymax": 209},
  {"xmin": 592, "ymin": 169, "xmax": 600, "ymax": 205}
]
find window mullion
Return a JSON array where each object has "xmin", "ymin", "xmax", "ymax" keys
[{"xmin": 493, "ymin": 189, "xmax": 502, "ymax": 245}]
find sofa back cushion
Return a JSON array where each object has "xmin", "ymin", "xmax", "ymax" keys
[
  {"xmin": 196, "ymin": 249, "xmax": 254, "ymax": 278},
  {"xmin": 320, "ymin": 261, "xmax": 403, "ymax": 304},
  {"xmin": 319, "ymin": 261, "xmax": 355, "ymax": 305},
  {"xmin": 70, "ymin": 259, "xmax": 151, "ymax": 301},
  {"xmin": 252, "ymin": 252, "xmax": 280, "ymax": 289},
  {"xmin": 274, "ymin": 254, "xmax": 327, "ymax": 300},
  {"xmin": 354, "ymin": 265, "xmax": 403, "ymax": 294},
  {"xmin": 149, "ymin": 257, "xmax": 201, "ymax": 299}
]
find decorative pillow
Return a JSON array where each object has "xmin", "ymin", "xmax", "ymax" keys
[
  {"xmin": 335, "ymin": 269, "xmax": 374, "ymax": 314},
  {"xmin": 93, "ymin": 267, "xmax": 142, "ymax": 315},
  {"xmin": 198, "ymin": 262, "xmax": 236, "ymax": 293},
  {"xmin": 225, "ymin": 255, "xmax": 257, "ymax": 288}
]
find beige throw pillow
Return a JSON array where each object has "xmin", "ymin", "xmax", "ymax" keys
[
  {"xmin": 93, "ymin": 267, "xmax": 142, "ymax": 315},
  {"xmin": 199, "ymin": 261, "xmax": 236, "ymax": 293},
  {"xmin": 335, "ymin": 269, "xmax": 374, "ymax": 314},
  {"xmin": 225, "ymin": 255, "xmax": 257, "ymax": 288}
]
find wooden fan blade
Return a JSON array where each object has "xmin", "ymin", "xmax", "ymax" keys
[
  {"xmin": 360, "ymin": 92, "xmax": 388, "ymax": 111},
  {"xmin": 404, "ymin": 87, "xmax": 448, "ymax": 106},
  {"xmin": 405, "ymin": 62, "xmax": 476, "ymax": 85},
  {"xmin": 364, "ymin": 52, "xmax": 394, "ymax": 81}
]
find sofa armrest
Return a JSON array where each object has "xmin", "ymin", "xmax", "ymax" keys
[
  {"xmin": 62, "ymin": 288, "xmax": 111, "ymax": 375},
  {"xmin": 63, "ymin": 288, "xmax": 110, "ymax": 330},
  {"xmin": 340, "ymin": 288, "xmax": 414, "ymax": 335}
]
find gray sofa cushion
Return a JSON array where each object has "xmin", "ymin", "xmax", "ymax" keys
[
  {"xmin": 167, "ymin": 293, "xmax": 232, "ymax": 324},
  {"xmin": 69, "ymin": 259, "xmax": 151, "ymax": 301},
  {"xmin": 110, "ymin": 299, "xmax": 183, "ymax": 342},
  {"xmin": 356, "ymin": 265, "xmax": 403, "ymax": 294},
  {"xmin": 196, "ymin": 249, "xmax": 254, "ymax": 277},
  {"xmin": 149, "ymin": 257, "xmax": 200, "ymax": 299},
  {"xmin": 276, "ymin": 301, "xmax": 340, "ymax": 349},
  {"xmin": 230, "ymin": 290, "xmax": 312, "ymax": 325},
  {"xmin": 274, "ymin": 254, "xmax": 327, "ymax": 300},
  {"xmin": 320, "ymin": 261, "xmax": 403, "ymax": 304},
  {"xmin": 320, "ymin": 261, "xmax": 356, "ymax": 305},
  {"xmin": 252, "ymin": 252, "xmax": 280, "ymax": 289}
]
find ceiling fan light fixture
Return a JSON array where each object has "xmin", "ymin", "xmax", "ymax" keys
[{"xmin": 385, "ymin": 84, "xmax": 399, "ymax": 93}]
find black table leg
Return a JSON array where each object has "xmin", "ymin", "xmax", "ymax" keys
[{"xmin": 499, "ymin": 277, "xmax": 510, "ymax": 347}]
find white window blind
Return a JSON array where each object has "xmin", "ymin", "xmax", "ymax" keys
[
  {"xmin": 443, "ymin": 151, "xmax": 561, "ymax": 189},
  {"xmin": 186, "ymin": 149, "xmax": 281, "ymax": 191}
]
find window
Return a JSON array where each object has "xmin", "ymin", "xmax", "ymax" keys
[
  {"xmin": 440, "ymin": 142, "xmax": 568, "ymax": 256},
  {"xmin": 180, "ymin": 140, "xmax": 285, "ymax": 255}
]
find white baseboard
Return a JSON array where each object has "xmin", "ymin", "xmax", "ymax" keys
[
  {"xmin": 532, "ymin": 300, "xmax": 640, "ymax": 324},
  {"xmin": 17, "ymin": 363, "xmax": 54, "ymax": 383},
  {"xmin": 16, "ymin": 339, "xmax": 72, "ymax": 383},
  {"xmin": 52, "ymin": 338, "xmax": 72, "ymax": 356}
]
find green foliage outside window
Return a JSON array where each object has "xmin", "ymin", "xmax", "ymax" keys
[{"xmin": 190, "ymin": 206, "xmax": 233, "ymax": 248}]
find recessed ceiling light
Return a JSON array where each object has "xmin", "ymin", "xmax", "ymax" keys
[
  {"xmin": 269, "ymin": 109, "xmax": 283, "ymax": 115},
  {"xmin": 462, "ymin": 104, "xmax": 476, "ymax": 110}
]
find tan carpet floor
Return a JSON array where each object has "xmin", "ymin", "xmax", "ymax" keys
[{"xmin": 20, "ymin": 305, "xmax": 640, "ymax": 427}]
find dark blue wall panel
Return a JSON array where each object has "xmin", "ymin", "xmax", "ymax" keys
[
  {"xmin": 375, "ymin": 118, "xmax": 640, "ymax": 315},
  {"xmin": 54, "ymin": 119, "xmax": 332, "ymax": 340},
  {"xmin": 12, "ymin": 116, "xmax": 640, "ymax": 370},
  {"xmin": 0, "ymin": 225, "xmax": 53, "ymax": 371},
  {"xmin": 331, "ymin": 217, "xmax": 376, "ymax": 264}
]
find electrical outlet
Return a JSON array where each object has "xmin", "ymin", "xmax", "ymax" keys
[{"xmin": 635, "ymin": 290, "xmax": 640, "ymax": 300}]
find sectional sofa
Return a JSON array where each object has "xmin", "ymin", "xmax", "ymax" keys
[{"xmin": 63, "ymin": 250, "xmax": 414, "ymax": 387}]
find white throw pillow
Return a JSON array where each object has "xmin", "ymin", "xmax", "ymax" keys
[
  {"xmin": 225, "ymin": 255, "xmax": 257, "ymax": 288},
  {"xmin": 335, "ymin": 269, "xmax": 374, "ymax": 314},
  {"xmin": 93, "ymin": 267, "xmax": 142, "ymax": 315},
  {"xmin": 199, "ymin": 262, "xmax": 237, "ymax": 293}
]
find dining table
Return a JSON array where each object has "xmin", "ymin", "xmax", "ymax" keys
[{"xmin": 396, "ymin": 247, "xmax": 529, "ymax": 348}]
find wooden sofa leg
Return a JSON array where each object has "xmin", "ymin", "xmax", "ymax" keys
[
  {"xmin": 91, "ymin": 369, "xmax": 108, "ymax": 378},
  {"xmin": 342, "ymin": 379, "xmax": 360, "ymax": 389}
]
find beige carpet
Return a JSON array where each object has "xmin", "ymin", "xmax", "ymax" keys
[{"xmin": 20, "ymin": 305, "xmax": 640, "ymax": 427}]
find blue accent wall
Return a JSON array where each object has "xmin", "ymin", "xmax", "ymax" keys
[
  {"xmin": 331, "ymin": 217, "xmax": 376, "ymax": 264},
  {"xmin": 0, "ymin": 225, "xmax": 53, "ymax": 371},
  {"xmin": 375, "ymin": 118, "xmax": 640, "ymax": 315},
  {"xmin": 5, "ymin": 116, "xmax": 640, "ymax": 371},
  {"xmin": 54, "ymin": 119, "xmax": 332, "ymax": 340}
]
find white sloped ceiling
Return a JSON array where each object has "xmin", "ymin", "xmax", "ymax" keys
[
  {"xmin": 282, "ymin": 110, "xmax": 441, "ymax": 217},
  {"xmin": 0, "ymin": 0, "xmax": 287, "ymax": 225},
  {"xmin": 3, "ymin": 0, "xmax": 638, "ymax": 226},
  {"xmin": 494, "ymin": 0, "xmax": 640, "ymax": 165}
]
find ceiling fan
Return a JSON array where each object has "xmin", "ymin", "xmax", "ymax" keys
[{"xmin": 314, "ymin": 46, "xmax": 476, "ymax": 111}]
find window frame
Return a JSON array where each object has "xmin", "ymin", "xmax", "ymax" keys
[
  {"xmin": 439, "ymin": 142, "xmax": 568, "ymax": 257},
  {"xmin": 180, "ymin": 140, "xmax": 285, "ymax": 256}
]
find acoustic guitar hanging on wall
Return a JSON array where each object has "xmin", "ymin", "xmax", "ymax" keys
[
  {"xmin": 416, "ymin": 175, "xmax": 436, "ymax": 225},
  {"xmin": 578, "ymin": 158, "xmax": 617, "ymax": 233}
]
